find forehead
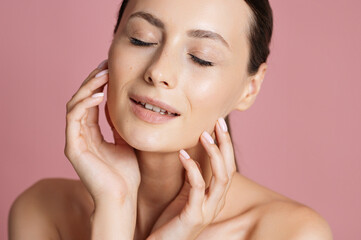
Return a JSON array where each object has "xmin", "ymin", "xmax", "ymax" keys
[{"xmin": 126, "ymin": 0, "xmax": 252, "ymax": 50}]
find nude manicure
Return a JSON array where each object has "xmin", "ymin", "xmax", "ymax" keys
[
  {"xmin": 202, "ymin": 131, "xmax": 214, "ymax": 144},
  {"xmin": 180, "ymin": 149, "xmax": 190, "ymax": 159},
  {"xmin": 218, "ymin": 117, "xmax": 228, "ymax": 132},
  {"xmin": 95, "ymin": 69, "xmax": 109, "ymax": 78},
  {"xmin": 92, "ymin": 92, "xmax": 104, "ymax": 98}
]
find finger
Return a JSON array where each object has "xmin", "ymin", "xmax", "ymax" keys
[
  {"xmin": 67, "ymin": 58, "xmax": 108, "ymax": 111},
  {"xmin": 208, "ymin": 118, "xmax": 236, "ymax": 216},
  {"xmin": 214, "ymin": 118, "xmax": 236, "ymax": 199},
  {"xmin": 179, "ymin": 149, "xmax": 205, "ymax": 214},
  {"xmin": 67, "ymin": 69, "xmax": 109, "ymax": 113},
  {"xmin": 86, "ymin": 81, "xmax": 107, "ymax": 126},
  {"xmin": 79, "ymin": 59, "xmax": 108, "ymax": 88},
  {"xmin": 215, "ymin": 117, "xmax": 237, "ymax": 179},
  {"xmin": 81, "ymin": 105, "xmax": 104, "ymax": 156},
  {"xmin": 66, "ymin": 93, "xmax": 105, "ymax": 155},
  {"xmin": 85, "ymin": 102, "xmax": 106, "ymax": 148},
  {"xmin": 79, "ymin": 79, "xmax": 108, "ymax": 147},
  {"xmin": 96, "ymin": 59, "xmax": 108, "ymax": 71},
  {"xmin": 200, "ymin": 131, "xmax": 228, "ymax": 210}
]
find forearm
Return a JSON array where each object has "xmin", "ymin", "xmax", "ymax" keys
[{"xmin": 90, "ymin": 195, "xmax": 137, "ymax": 240}]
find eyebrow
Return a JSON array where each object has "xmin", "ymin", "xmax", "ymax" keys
[{"xmin": 128, "ymin": 11, "xmax": 230, "ymax": 49}]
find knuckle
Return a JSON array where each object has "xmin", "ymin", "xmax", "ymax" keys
[
  {"xmin": 63, "ymin": 146, "xmax": 67, "ymax": 157},
  {"xmin": 66, "ymin": 112, "xmax": 73, "ymax": 121},
  {"xmin": 64, "ymin": 146, "xmax": 70, "ymax": 159},
  {"xmin": 66, "ymin": 101, "xmax": 72, "ymax": 112},
  {"xmin": 194, "ymin": 181, "xmax": 205, "ymax": 190},
  {"xmin": 224, "ymin": 133, "xmax": 232, "ymax": 144},
  {"xmin": 218, "ymin": 175, "xmax": 229, "ymax": 185},
  {"xmin": 83, "ymin": 75, "xmax": 93, "ymax": 85},
  {"xmin": 63, "ymin": 146, "xmax": 72, "ymax": 160},
  {"xmin": 64, "ymin": 146, "xmax": 77, "ymax": 163},
  {"xmin": 190, "ymin": 215, "xmax": 204, "ymax": 227}
]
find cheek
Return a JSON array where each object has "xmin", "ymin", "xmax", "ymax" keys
[
  {"xmin": 107, "ymin": 42, "xmax": 145, "ymax": 101},
  {"xmin": 183, "ymin": 79, "xmax": 228, "ymax": 137},
  {"xmin": 187, "ymin": 69, "xmax": 230, "ymax": 114},
  {"xmin": 185, "ymin": 67, "xmax": 240, "ymax": 131},
  {"xmin": 109, "ymin": 43, "xmax": 138, "ymax": 82}
]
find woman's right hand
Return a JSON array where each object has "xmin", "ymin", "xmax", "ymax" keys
[{"xmin": 64, "ymin": 60, "xmax": 140, "ymax": 204}]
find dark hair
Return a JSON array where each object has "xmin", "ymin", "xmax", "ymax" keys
[
  {"xmin": 112, "ymin": 0, "xmax": 273, "ymax": 172},
  {"xmin": 244, "ymin": 0, "xmax": 273, "ymax": 75}
]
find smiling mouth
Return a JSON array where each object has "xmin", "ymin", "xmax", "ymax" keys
[{"xmin": 130, "ymin": 98, "xmax": 180, "ymax": 117}]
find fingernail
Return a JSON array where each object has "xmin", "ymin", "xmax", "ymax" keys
[
  {"xmin": 218, "ymin": 117, "xmax": 228, "ymax": 132},
  {"xmin": 92, "ymin": 92, "xmax": 104, "ymax": 98},
  {"xmin": 97, "ymin": 59, "xmax": 108, "ymax": 69},
  {"xmin": 202, "ymin": 131, "xmax": 214, "ymax": 144},
  {"xmin": 180, "ymin": 149, "xmax": 190, "ymax": 159},
  {"xmin": 95, "ymin": 69, "xmax": 109, "ymax": 78}
]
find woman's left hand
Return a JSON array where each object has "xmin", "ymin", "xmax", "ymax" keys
[{"xmin": 147, "ymin": 117, "xmax": 237, "ymax": 240}]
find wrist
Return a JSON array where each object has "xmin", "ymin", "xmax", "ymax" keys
[
  {"xmin": 93, "ymin": 189, "xmax": 138, "ymax": 206},
  {"xmin": 93, "ymin": 193, "xmax": 138, "ymax": 218},
  {"xmin": 91, "ymin": 197, "xmax": 137, "ymax": 240}
]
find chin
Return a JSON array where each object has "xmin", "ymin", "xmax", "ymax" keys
[{"xmin": 115, "ymin": 122, "xmax": 175, "ymax": 152}]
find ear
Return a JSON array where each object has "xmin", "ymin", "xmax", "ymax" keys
[{"xmin": 234, "ymin": 62, "xmax": 267, "ymax": 111}]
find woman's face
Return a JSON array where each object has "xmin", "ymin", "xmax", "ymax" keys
[{"xmin": 107, "ymin": 0, "xmax": 253, "ymax": 151}]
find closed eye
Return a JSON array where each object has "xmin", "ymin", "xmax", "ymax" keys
[
  {"xmin": 189, "ymin": 54, "xmax": 214, "ymax": 67},
  {"xmin": 129, "ymin": 37, "xmax": 157, "ymax": 46},
  {"xmin": 129, "ymin": 37, "xmax": 214, "ymax": 67}
]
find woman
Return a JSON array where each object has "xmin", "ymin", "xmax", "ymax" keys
[{"xmin": 9, "ymin": 0, "xmax": 333, "ymax": 239}]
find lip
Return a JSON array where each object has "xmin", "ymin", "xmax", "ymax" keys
[
  {"xmin": 128, "ymin": 93, "xmax": 181, "ymax": 115},
  {"xmin": 129, "ymin": 98, "xmax": 180, "ymax": 124}
]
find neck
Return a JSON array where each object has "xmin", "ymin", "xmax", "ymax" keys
[{"xmin": 134, "ymin": 140, "xmax": 213, "ymax": 238}]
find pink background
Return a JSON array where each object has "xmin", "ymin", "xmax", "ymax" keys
[{"xmin": 1, "ymin": 0, "xmax": 360, "ymax": 239}]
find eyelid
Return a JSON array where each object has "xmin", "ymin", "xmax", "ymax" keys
[
  {"xmin": 129, "ymin": 37, "xmax": 214, "ymax": 67},
  {"xmin": 189, "ymin": 54, "xmax": 214, "ymax": 67},
  {"xmin": 129, "ymin": 37, "xmax": 157, "ymax": 46}
]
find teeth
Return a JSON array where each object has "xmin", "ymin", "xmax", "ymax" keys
[
  {"xmin": 140, "ymin": 101, "xmax": 176, "ymax": 116},
  {"xmin": 152, "ymin": 106, "xmax": 161, "ymax": 112},
  {"xmin": 145, "ymin": 103, "xmax": 155, "ymax": 111}
]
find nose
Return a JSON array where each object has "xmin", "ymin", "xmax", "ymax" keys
[{"xmin": 143, "ymin": 47, "xmax": 178, "ymax": 89}]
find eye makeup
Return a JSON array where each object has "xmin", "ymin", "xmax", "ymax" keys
[{"xmin": 128, "ymin": 36, "xmax": 214, "ymax": 67}]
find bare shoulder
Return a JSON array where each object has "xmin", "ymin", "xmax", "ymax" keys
[
  {"xmin": 9, "ymin": 178, "xmax": 93, "ymax": 240},
  {"xmin": 252, "ymin": 199, "xmax": 333, "ymax": 240},
  {"xmin": 199, "ymin": 173, "xmax": 333, "ymax": 240}
]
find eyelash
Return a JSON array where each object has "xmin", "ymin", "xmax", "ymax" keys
[
  {"xmin": 129, "ymin": 37, "xmax": 155, "ymax": 47},
  {"xmin": 188, "ymin": 54, "xmax": 214, "ymax": 67},
  {"xmin": 129, "ymin": 37, "xmax": 214, "ymax": 67}
]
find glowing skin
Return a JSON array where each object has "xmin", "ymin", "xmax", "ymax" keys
[
  {"xmin": 8, "ymin": 0, "xmax": 333, "ymax": 239},
  {"xmin": 105, "ymin": 0, "xmax": 266, "ymax": 237}
]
